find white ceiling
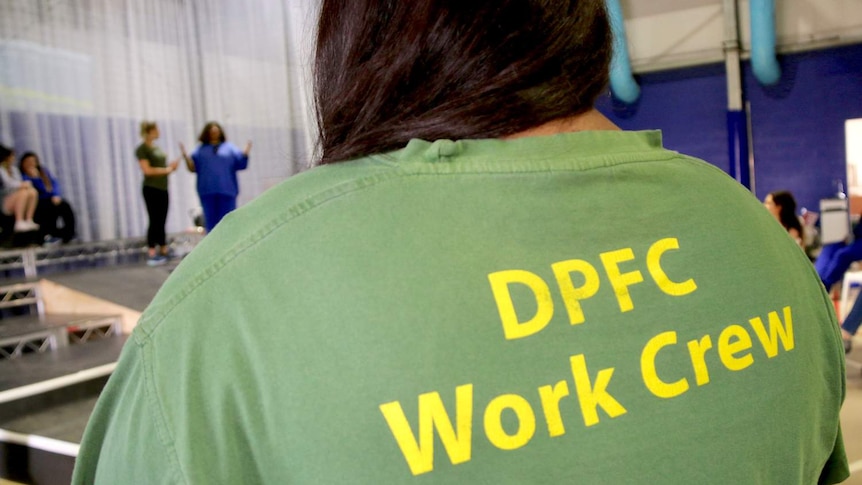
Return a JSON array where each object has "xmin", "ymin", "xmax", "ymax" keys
[{"xmin": 623, "ymin": 0, "xmax": 721, "ymax": 18}]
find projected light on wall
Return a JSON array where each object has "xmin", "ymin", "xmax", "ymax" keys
[{"xmin": 0, "ymin": 41, "xmax": 93, "ymax": 115}]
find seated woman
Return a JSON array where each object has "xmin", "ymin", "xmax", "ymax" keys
[
  {"xmin": 0, "ymin": 144, "xmax": 39, "ymax": 233},
  {"xmin": 19, "ymin": 152, "xmax": 77, "ymax": 243},
  {"xmin": 763, "ymin": 190, "xmax": 804, "ymax": 247}
]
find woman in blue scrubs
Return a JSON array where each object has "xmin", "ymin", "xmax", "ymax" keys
[{"xmin": 181, "ymin": 122, "xmax": 251, "ymax": 233}]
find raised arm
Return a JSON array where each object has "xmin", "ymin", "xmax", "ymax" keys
[
  {"xmin": 180, "ymin": 142, "xmax": 196, "ymax": 172},
  {"xmin": 235, "ymin": 141, "xmax": 251, "ymax": 171}
]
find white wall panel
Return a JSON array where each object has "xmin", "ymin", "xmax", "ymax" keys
[
  {"xmin": 622, "ymin": 0, "xmax": 862, "ymax": 71},
  {"xmin": 624, "ymin": 3, "xmax": 725, "ymax": 71}
]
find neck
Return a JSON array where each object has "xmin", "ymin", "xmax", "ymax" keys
[{"xmin": 505, "ymin": 109, "xmax": 620, "ymax": 140}]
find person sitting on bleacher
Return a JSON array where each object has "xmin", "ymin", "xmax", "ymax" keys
[
  {"xmin": 763, "ymin": 190, "xmax": 804, "ymax": 247},
  {"xmin": 19, "ymin": 151, "xmax": 77, "ymax": 244},
  {"xmin": 815, "ymin": 214, "xmax": 862, "ymax": 294},
  {"xmin": 0, "ymin": 144, "xmax": 39, "ymax": 233}
]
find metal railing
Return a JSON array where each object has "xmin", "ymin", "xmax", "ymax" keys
[{"xmin": 0, "ymin": 231, "xmax": 203, "ymax": 279}]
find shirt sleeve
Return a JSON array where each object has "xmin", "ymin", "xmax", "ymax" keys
[
  {"xmin": 72, "ymin": 340, "xmax": 184, "ymax": 484},
  {"xmin": 0, "ymin": 167, "xmax": 22, "ymax": 189},
  {"xmin": 135, "ymin": 145, "xmax": 147, "ymax": 161},
  {"xmin": 50, "ymin": 175, "xmax": 61, "ymax": 197},
  {"xmin": 22, "ymin": 175, "xmax": 43, "ymax": 196},
  {"xmin": 233, "ymin": 144, "xmax": 249, "ymax": 171},
  {"xmin": 190, "ymin": 145, "xmax": 200, "ymax": 164}
]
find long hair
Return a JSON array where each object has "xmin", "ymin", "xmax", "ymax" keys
[
  {"xmin": 0, "ymin": 145, "xmax": 11, "ymax": 188},
  {"xmin": 198, "ymin": 122, "xmax": 227, "ymax": 145},
  {"xmin": 19, "ymin": 152, "xmax": 53, "ymax": 193},
  {"xmin": 0, "ymin": 144, "xmax": 11, "ymax": 164},
  {"xmin": 314, "ymin": 0, "xmax": 612, "ymax": 164},
  {"xmin": 769, "ymin": 190, "xmax": 804, "ymax": 240}
]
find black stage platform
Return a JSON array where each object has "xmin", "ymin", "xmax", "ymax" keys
[
  {"xmin": 0, "ymin": 260, "xmax": 175, "ymax": 484},
  {"xmin": 0, "ymin": 335, "xmax": 128, "ymax": 401},
  {"xmin": 0, "ymin": 337, "xmax": 127, "ymax": 485}
]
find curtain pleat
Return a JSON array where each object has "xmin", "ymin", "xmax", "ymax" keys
[{"xmin": 0, "ymin": 0, "xmax": 317, "ymax": 241}]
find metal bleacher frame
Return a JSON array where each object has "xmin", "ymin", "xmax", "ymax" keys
[
  {"xmin": 0, "ymin": 233, "xmax": 206, "ymax": 482},
  {"xmin": 0, "ymin": 282, "xmax": 44, "ymax": 315},
  {"xmin": 0, "ymin": 231, "xmax": 202, "ymax": 360},
  {"xmin": 0, "ymin": 282, "xmax": 124, "ymax": 360},
  {"xmin": 0, "ymin": 231, "xmax": 203, "ymax": 279}
]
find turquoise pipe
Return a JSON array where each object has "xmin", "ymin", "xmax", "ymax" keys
[
  {"xmin": 605, "ymin": 0, "xmax": 640, "ymax": 103},
  {"xmin": 750, "ymin": 0, "xmax": 781, "ymax": 85}
]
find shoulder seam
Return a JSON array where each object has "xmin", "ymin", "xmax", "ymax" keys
[
  {"xmin": 134, "ymin": 151, "xmax": 696, "ymax": 337},
  {"xmin": 140, "ymin": 342, "xmax": 189, "ymax": 484}
]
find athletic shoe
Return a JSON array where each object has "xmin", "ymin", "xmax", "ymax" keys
[
  {"xmin": 43, "ymin": 236, "xmax": 63, "ymax": 246},
  {"xmin": 147, "ymin": 255, "xmax": 168, "ymax": 267},
  {"xmin": 14, "ymin": 220, "xmax": 39, "ymax": 232}
]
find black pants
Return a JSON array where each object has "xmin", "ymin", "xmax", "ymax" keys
[
  {"xmin": 34, "ymin": 199, "xmax": 76, "ymax": 242},
  {"xmin": 142, "ymin": 186, "xmax": 168, "ymax": 248}
]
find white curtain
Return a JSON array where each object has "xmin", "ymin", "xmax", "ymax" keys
[{"xmin": 0, "ymin": 0, "xmax": 319, "ymax": 241}]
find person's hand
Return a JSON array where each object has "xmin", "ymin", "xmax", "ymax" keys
[
  {"xmin": 169, "ymin": 160, "xmax": 180, "ymax": 172},
  {"xmin": 51, "ymin": 196, "xmax": 62, "ymax": 205},
  {"xmin": 20, "ymin": 180, "xmax": 32, "ymax": 188},
  {"xmin": 179, "ymin": 142, "xmax": 188, "ymax": 158},
  {"xmin": 244, "ymin": 141, "xmax": 252, "ymax": 155}
]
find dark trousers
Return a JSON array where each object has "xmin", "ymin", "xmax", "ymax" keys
[
  {"xmin": 34, "ymin": 199, "xmax": 76, "ymax": 242},
  {"xmin": 844, "ymin": 295, "xmax": 862, "ymax": 336},
  {"xmin": 143, "ymin": 186, "xmax": 168, "ymax": 248},
  {"xmin": 200, "ymin": 193, "xmax": 236, "ymax": 233}
]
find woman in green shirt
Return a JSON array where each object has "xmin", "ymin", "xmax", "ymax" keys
[{"xmin": 135, "ymin": 121, "xmax": 179, "ymax": 266}]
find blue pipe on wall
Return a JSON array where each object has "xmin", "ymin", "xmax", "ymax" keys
[
  {"xmin": 727, "ymin": 109, "xmax": 751, "ymax": 189},
  {"xmin": 605, "ymin": 0, "xmax": 640, "ymax": 103},
  {"xmin": 750, "ymin": 0, "xmax": 781, "ymax": 85}
]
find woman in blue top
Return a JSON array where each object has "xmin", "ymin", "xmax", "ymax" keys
[
  {"xmin": 20, "ymin": 152, "xmax": 77, "ymax": 243},
  {"xmin": 180, "ymin": 122, "xmax": 251, "ymax": 233}
]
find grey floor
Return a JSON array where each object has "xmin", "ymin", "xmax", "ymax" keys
[
  {"xmin": 2, "ymin": 396, "xmax": 98, "ymax": 444},
  {"xmin": 44, "ymin": 261, "xmax": 178, "ymax": 312}
]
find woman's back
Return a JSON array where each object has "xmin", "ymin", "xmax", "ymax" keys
[
  {"xmin": 73, "ymin": 130, "xmax": 846, "ymax": 483},
  {"xmin": 72, "ymin": 1, "xmax": 848, "ymax": 482}
]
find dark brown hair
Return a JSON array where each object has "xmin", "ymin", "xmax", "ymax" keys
[
  {"xmin": 769, "ymin": 190, "xmax": 804, "ymax": 240},
  {"xmin": 198, "ymin": 122, "xmax": 227, "ymax": 145},
  {"xmin": 0, "ymin": 144, "xmax": 11, "ymax": 164},
  {"xmin": 19, "ymin": 152, "xmax": 53, "ymax": 193},
  {"xmin": 314, "ymin": 0, "xmax": 612, "ymax": 164}
]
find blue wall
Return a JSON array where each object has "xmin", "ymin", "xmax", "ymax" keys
[
  {"xmin": 597, "ymin": 43, "xmax": 862, "ymax": 214},
  {"xmin": 597, "ymin": 64, "xmax": 731, "ymax": 173}
]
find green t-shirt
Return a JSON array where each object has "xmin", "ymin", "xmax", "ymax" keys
[
  {"xmin": 75, "ymin": 131, "xmax": 848, "ymax": 484},
  {"xmin": 135, "ymin": 142, "xmax": 168, "ymax": 191}
]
